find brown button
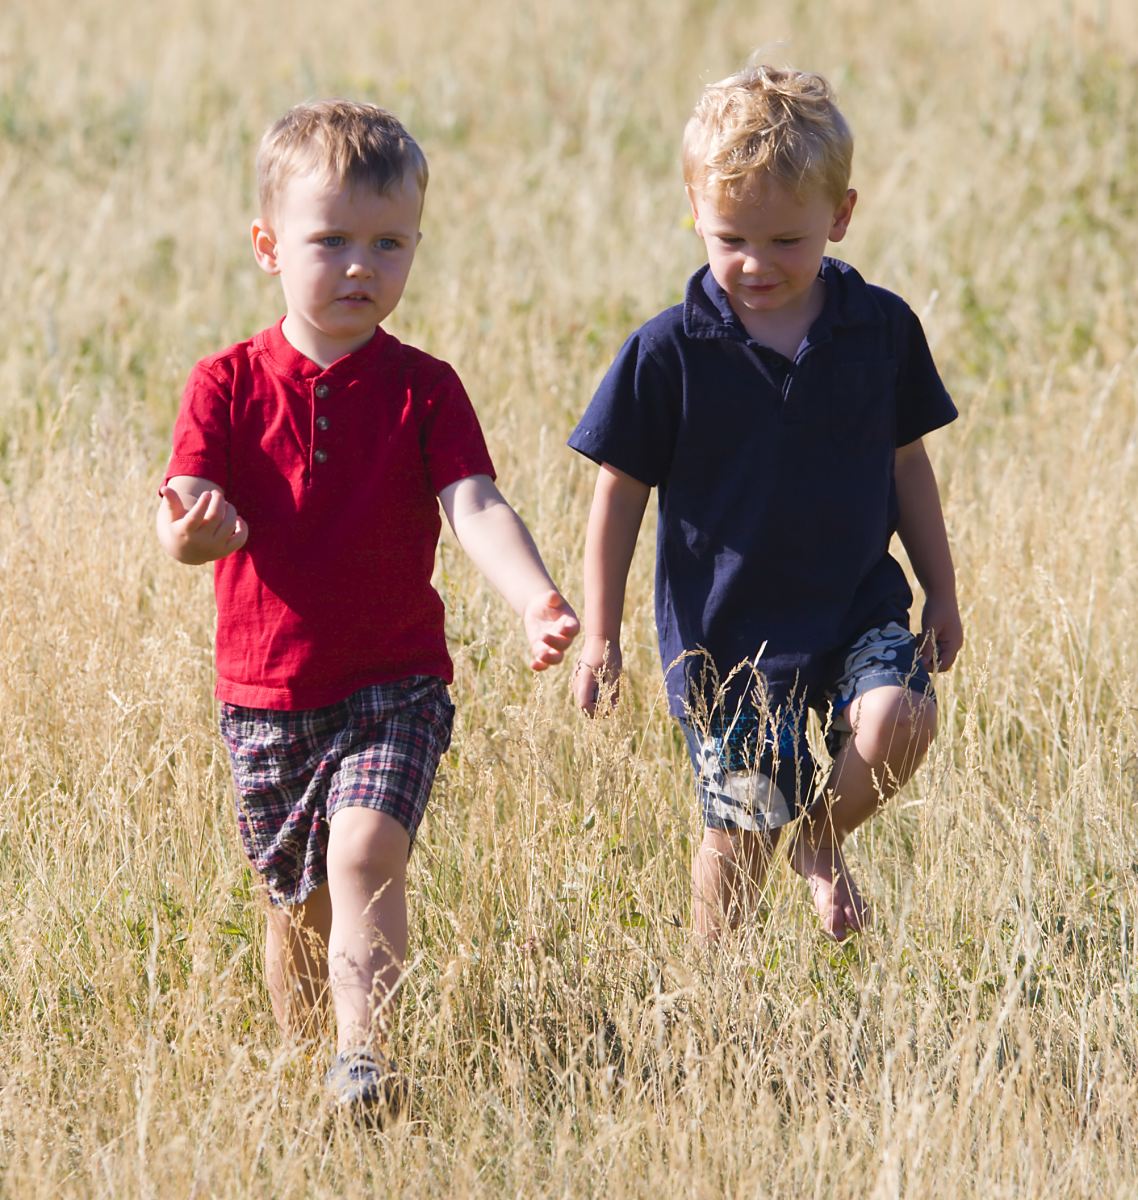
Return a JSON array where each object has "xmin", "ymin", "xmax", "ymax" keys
[
  {"xmin": 313, "ymin": 448, "xmax": 328, "ymax": 464},
  {"xmin": 316, "ymin": 415, "xmax": 330, "ymax": 431},
  {"xmin": 314, "ymin": 384, "xmax": 330, "ymax": 399}
]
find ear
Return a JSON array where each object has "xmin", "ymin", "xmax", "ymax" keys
[
  {"xmin": 251, "ymin": 217, "xmax": 281, "ymax": 275},
  {"xmin": 686, "ymin": 186, "xmax": 705, "ymax": 239},
  {"xmin": 828, "ymin": 189, "xmax": 857, "ymax": 243}
]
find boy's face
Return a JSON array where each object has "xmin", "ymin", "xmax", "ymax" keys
[
  {"xmin": 688, "ymin": 177, "xmax": 855, "ymax": 329},
  {"xmin": 251, "ymin": 170, "xmax": 423, "ymax": 366}
]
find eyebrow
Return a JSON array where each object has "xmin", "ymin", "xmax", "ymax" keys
[
  {"xmin": 311, "ymin": 225, "xmax": 413, "ymax": 238},
  {"xmin": 711, "ymin": 222, "xmax": 811, "ymax": 238}
]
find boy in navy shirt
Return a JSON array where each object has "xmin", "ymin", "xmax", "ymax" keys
[{"xmin": 570, "ymin": 64, "xmax": 962, "ymax": 942}]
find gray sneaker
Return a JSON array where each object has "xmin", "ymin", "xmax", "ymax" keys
[{"xmin": 324, "ymin": 1047, "xmax": 408, "ymax": 1123}]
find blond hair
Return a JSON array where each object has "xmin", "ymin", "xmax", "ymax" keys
[
  {"xmin": 256, "ymin": 99, "xmax": 428, "ymax": 218},
  {"xmin": 683, "ymin": 64, "xmax": 853, "ymax": 206}
]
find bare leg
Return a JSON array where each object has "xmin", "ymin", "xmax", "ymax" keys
[
  {"xmin": 692, "ymin": 826, "xmax": 780, "ymax": 942},
  {"xmin": 325, "ymin": 808, "xmax": 410, "ymax": 1053},
  {"xmin": 788, "ymin": 685, "xmax": 937, "ymax": 940},
  {"xmin": 265, "ymin": 883, "xmax": 332, "ymax": 1040}
]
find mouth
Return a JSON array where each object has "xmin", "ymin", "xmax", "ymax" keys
[{"xmin": 337, "ymin": 293, "xmax": 374, "ymax": 305}]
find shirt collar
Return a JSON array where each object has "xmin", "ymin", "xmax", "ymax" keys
[
  {"xmin": 682, "ymin": 258, "xmax": 886, "ymax": 344},
  {"xmin": 257, "ymin": 318, "xmax": 397, "ymax": 379}
]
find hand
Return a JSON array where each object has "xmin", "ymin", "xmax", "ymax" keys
[
  {"xmin": 158, "ymin": 485, "xmax": 248, "ymax": 565},
  {"xmin": 572, "ymin": 635, "xmax": 623, "ymax": 715},
  {"xmin": 918, "ymin": 590, "xmax": 963, "ymax": 672},
  {"xmin": 523, "ymin": 589, "xmax": 580, "ymax": 671}
]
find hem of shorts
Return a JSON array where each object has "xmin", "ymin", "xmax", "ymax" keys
[
  {"xmin": 263, "ymin": 879, "xmax": 322, "ymax": 909},
  {"xmin": 260, "ymin": 824, "xmax": 420, "ymax": 910},
  {"xmin": 702, "ymin": 810, "xmax": 798, "ymax": 833},
  {"xmin": 215, "ymin": 668, "xmax": 453, "ymax": 711},
  {"xmin": 829, "ymin": 668, "xmax": 935, "ymax": 716},
  {"xmin": 263, "ymin": 874, "xmax": 329, "ymax": 908}
]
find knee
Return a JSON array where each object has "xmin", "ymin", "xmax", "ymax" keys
[
  {"xmin": 854, "ymin": 688, "xmax": 937, "ymax": 766},
  {"xmin": 699, "ymin": 825, "xmax": 777, "ymax": 867},
  {"xmin": 327, "ymin": 808, "xmax": 410, "ymax": 882}
]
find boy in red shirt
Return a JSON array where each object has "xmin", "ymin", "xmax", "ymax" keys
[{"xmin": 156, "ymin": 100, "xmax": 578, "ymax": 1117}]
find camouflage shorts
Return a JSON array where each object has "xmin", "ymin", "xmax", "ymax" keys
[{"xmin": 682, "ymin": 623, "xmax": 934, "ymax": 833}]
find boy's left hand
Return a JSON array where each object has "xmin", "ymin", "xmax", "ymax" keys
[
  {"xmin": 918, "ymin": 591, "xmax": 963, "ymax": 672},
  {"xmin": 523, "ymin": 590, "xmax": 580, "ymax": 671}
]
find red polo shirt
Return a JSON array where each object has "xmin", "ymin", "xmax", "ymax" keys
[{"xmin": 165, "ymin": 320, "xmax": 495, "ymax": 709}]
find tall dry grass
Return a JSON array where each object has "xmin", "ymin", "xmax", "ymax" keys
[{"xmin": 3, "ymin": 0, "xmax": 1138, "ymax": 1194}]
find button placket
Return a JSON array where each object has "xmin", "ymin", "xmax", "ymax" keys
[{"xmin": 313, "ymin": 380, "xmax": 331, "ymax": 469}]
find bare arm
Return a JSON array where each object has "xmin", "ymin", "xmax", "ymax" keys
[
  {"xmin": 894, "ymin": 439, "xmax": 962, "ymax": 670},
  {"xmin": 572, "ymin": 463, "xmax": 652, "ymax": 713},
  {"xmin": 156, "ymin": 475, "xmax": 248, "ymax": 565},
  {"xmin": 438, "ymin": 474, "xmax": 579, "ymax": 671}
]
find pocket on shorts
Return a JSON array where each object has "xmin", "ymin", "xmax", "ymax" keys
[
  {"xmin": 393, "ymin": 676, "xmax": 455, "ymax": 757},
  {"xmin": 425, "ymin": 682, "xmax": 456, "ymax": 758},
  {"xmin": 218, "ymin": 705, "xmax": 296, "ymax": 797}
]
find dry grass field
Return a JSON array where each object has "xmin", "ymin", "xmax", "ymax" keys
[{"xmin": 3, "ymin": 0, "xmax": 1138, "ymax": 1194}]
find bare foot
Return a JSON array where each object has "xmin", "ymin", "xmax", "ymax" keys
[{"xmin": 789, "ymin": 836, "xmax": 869, "ymax": 940}]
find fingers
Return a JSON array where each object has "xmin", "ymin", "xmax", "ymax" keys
[
  {"xmin": 227, "ymin": 512, "xmax": 249, "ymax": 552},
  {"xmin": 919, "ymin": 593, "xmax": 964, "ymax": 675},
  {"xmin": 541, "ymin": 617, "xmax": 580, "ymax": 653},
  {"xmin": 163, "ymin": 486, "xmax": 247, "ymax": 562},
  {"xmin": 523, "ymin": 590, "xmax": 580, "ymax": 671},
  {"xmin": 571, "ymin": 659, "xmax": 621, "ymax": 715},
  {"xmin": 572, "ymin": 661, "xmax": 601, "ymax": 715},
  {"xmin": 935, "ymin": 632, "xmax": 961, "ymax": 672},
  {"xmin": 921, "ymin": 626, "xmax": 963, "ymax": 673},
  {"xmin": 158, "ymin": 484, "xmax": 189, "ymax": 521},
  {"xmin": 530, "ymin": 624, "xmax": 583, "ymax": 670},
  {"xmin": 194, "ymin": 492, "xmax": 239, "ymax": 548},
  {"xmin": 538, "ymin": 591, "xmax": 581, "ymax": 637},
  {"xmin": 556, "ymin": 600, "xmax": 581, "ymax": 639},
  {"xmin": 169, "ymin": 487, "xmax": 219, "ymax": 533}
]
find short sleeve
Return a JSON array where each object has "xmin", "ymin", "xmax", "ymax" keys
[
  {"xmin": 165, "ymin": 360, "xmax": 234, "ymax": 489},
  {"xmin": 567, "ymin": 331, "xmax": 681, "ymax": 487},
  {"xmin": 894, "ymin": 308, "xmax": 957, "ymax": 447},
  {"xmin": 415, "ymin": 362, "xmax": 496, "ymax": 494}
]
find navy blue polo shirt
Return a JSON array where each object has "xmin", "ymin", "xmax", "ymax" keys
[{"xmin": 568, "ymin": 258, "xmax": 957, "ymax": 717}]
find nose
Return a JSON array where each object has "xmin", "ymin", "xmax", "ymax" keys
[{"xmin": 346, "ymin": 259, "xmax": 374, "ymax": 278}]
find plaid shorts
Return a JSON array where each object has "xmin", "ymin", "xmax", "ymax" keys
[
  {"xmin": 219, "ymin": 676, "xmax": 454, "ymax": 906},
  {"xmin": 681, "ymin": 623, "xmax": 934, "ymax": 834}
]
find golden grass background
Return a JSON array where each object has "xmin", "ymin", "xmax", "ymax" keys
[{"xmin": 3, "ymin": 0, "xmax": 1138, "ymax": 1194}]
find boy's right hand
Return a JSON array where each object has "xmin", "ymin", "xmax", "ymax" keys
[
  {"xmin": 573, "ymin": 635, "xmax": 623, "ymax": 716},
  {"xmin": 523, "ymin": 589, "xmax": 580, "ymax": 671},
  {"xmin": 157, "ymin": 483, "xmax": 248, "ymax": 565}
]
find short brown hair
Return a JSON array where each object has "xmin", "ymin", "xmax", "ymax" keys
[
  {"xmin": 683, "ymin": 64, "xmax": 853, "ymax": 206},
  {"xmin": 256, "ymin": 99, "xmax": 429, "ymax": 219}
]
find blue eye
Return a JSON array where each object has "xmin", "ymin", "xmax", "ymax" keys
[
  {"xmin": 322, "ymin": 236, "xmax": 345, "ymax": 248},
  {"xmin": 377, "ymin": 237, "xmax": 398, "ymax": 251}
]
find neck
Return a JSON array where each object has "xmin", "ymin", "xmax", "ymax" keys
[
  {"xmin": 281, "ymin": 315, "xmax": 377, "ymax": 369},
  {"xmin": 732, "ymin": 277, "xmax": 826, "ymax": 360}
]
